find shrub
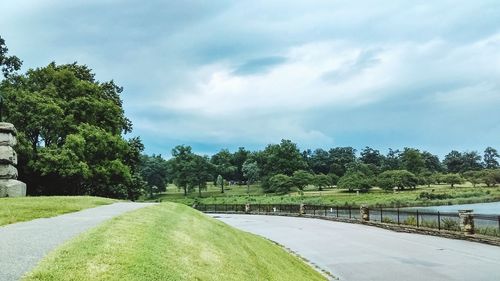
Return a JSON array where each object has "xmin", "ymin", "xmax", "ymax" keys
[{"xmin": 441, "ymin": 218, "xmax": 460, "ymax": 231}]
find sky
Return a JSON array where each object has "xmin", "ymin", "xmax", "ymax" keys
[{"xmin": 1, "ymin": 0, "xmax": 499, "ymax": 158}]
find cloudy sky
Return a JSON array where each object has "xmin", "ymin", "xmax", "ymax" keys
[{"xmin": 1, "ymin": 0, "xmax": 499, "ymax": 157}]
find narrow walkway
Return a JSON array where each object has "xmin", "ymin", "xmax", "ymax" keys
[
  {"xmin": 214, "ymin": 214, "xmax": 500, "ymax": 281},
  {"xmin": 0, "ymin": 202, "xmax": 155, "ymax": 281}
]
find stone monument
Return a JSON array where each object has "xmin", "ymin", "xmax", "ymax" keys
[{"xmin": 0, "ymin": 122, "xmax": 26, "ymax": 197}]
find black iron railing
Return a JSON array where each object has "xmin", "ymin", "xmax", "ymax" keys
[{"xmin": 194, "ymin": 203, "xmax": 500, "ymax": 238}]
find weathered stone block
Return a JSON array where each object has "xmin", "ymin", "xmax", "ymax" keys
[
  {"xmin": 0, "ymin": 164, "xmax": 18, "ymax": 179},
  {"xmin": 0, "ymin": 132, "xmax": 16, "ymax": 147},
  {"xmin": 360, "ymin": 205, "xmax": 370, "ymax": 222},
  {"xmin": 0, "ymin": 179, "xmax": 26, "ymax": 197},
  {"xmin": 0, "ymin": 146, "xmax": 17, "ymax": 165},
  {"xmin": 0, "ymin": 123, "xmax": 17, "ymax": 136}
]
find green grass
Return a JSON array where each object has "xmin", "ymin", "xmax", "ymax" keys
[
  {"xmin": 0, "ymin": 196, "xmax": 116, "ymax": 226},
  {"xmin": 23, "ymin": 203, "xmax": 326, "ymax": 281},
  {"xmin": 149, "ymin": 183, "xmax": 500, "ymax": 208}
]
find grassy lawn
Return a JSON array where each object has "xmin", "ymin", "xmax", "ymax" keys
[
  {"xmin": 150, "ymin": 183, "xmax": 500, "ymax": 208},
  {"xmin": 23, "ymin": 203, "xmax": 326, "ymax": 281},
  {"xmin": 0, "ymin": 196, "xmax": 116, "ymax": 226}
]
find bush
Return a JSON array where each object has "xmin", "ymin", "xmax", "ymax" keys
[
  {"xmin": 268, "ymin": 174, "xmax": 293, "ymax": 194},
  {"xmin": 418, "ymin": 192, "xmax": 451, "ymax": 200},
  {"xmin": 441, "ymin": 218, "xmax": 460, "ymax": 231}
]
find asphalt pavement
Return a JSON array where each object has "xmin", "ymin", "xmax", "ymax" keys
[{"xmin": 213, "ymin": 214, "xmax": 500, "ymax": 281}]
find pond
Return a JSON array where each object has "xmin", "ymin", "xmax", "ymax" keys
[{"xmin": 410, "ymin": 201, "xmax": 500, "ymax": 215}]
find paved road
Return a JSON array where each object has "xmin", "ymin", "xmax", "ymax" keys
[
  {"xmin": 213, "ymin": 214, "xmax": 500, "ymax": 281},
  {"xmin": 0, "ymin": 202, "xmax": 155, "ymax": 281}
]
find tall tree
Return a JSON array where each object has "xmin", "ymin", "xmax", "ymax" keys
[
  {"xmin": 483, "ymin": 147, "xmax": 499, "ymax": 169},
  {"xmin": 1, "ymin": 62, "xmax": 139, "ymax": 198},
  {"xmin": 139, "ymin": 154, "xmax": 169, "ymax": 198},
  {"xmin": 382, "ymin": 148, "xmax": 402, "ymax": 171},
  {"xmin": 258, "ymin": 139, "xmax": 308, "ymax": 178},
  {"xmin": 171, "ymin": 145, "xmax": 196, "ymax": 196},
  {"xmin": 461, "ymin": 151, "xmax": 482, "ymax": 171},
  {"xmin": 421, "ymin": 151, "xmax": 443, "ymax": 173},
  {"xmin": 231, "ymin": 147, "xmax": 249, "ymax": 183},
  {"xmin": 0, "ymin": 36, "xmax": 22, "ymax": 78},
  {"xmin": 400, "ymin": 148, "xmax": 425, "ymax": 174},
  {"xmin": 360, "ymin": 146, "xmax": 384, "ymax": 167},
  {"xmin": 443, "ymin": 150, "xmax": 464, "ymax": 173},
  {"xmin": 309, "ymin": 148, "xmax": 331, "ymax": 174},
  {"xmin": 328, "ymin": 147, "xmax": 357, "ymax": 177},
  {"xmin": 211, "ymin": 149, "xmax": 237, "ymax": 183},
  {"xmin": 242, "ymin": 160, "xmax": 260, "ymax": 193}
]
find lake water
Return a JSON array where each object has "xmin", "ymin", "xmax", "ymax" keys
[{"xmin": 411, "ymin": 201, "xmax": 500, "ymax": 215}]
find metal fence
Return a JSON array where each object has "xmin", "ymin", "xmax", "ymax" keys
[{"xmin": 194, "ymin": 203, "xmax": 500, "ymax": 238}]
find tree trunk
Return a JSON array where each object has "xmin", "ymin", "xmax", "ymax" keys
[
  {"xmin": 198, "ymin": 184, "xmax": 202, "ymax": 197},
  {"xmin": 183, "ymin": 186, "xmax": 187, "ymax": 196},
  {"xmin": 221, "ymin": 181, "xmax": 224, "ymax": 193}
]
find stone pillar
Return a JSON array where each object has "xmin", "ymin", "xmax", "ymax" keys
[
  {"xmin": 245, "ymin": 203, "xmax": 250, "ymax": 213},
  {"xmin": 458, "ymin": 210, "xmax": 474, "ymax": 235},
  {"xmin": 360, "ymin": 205, "xmax": 370, "ymax": 222},
  {"xmin": 0, "ymin": 123, "xmax": 26, "ymax": 197},
  {"xmin": 299, "ymin": 203, "xmax": 305, "ymax": 216}
]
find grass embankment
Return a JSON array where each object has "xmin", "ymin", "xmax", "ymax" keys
[
  {"xmin": 24, "ymin": 203, "xmax": 326, "ymax": 281},
  {"xmin": 151, "ymin": 183, "xmax": 500, "ymax": 208},
  {"xmin": 0, "ymin": 196, "xmax": 116, "ymax": 226}
]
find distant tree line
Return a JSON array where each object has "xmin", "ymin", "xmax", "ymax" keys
[{"xmin": 162, "ymin": 139, "xmax": 500, "ymax": 197}]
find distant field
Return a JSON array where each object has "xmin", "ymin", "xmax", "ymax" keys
[
  {"xmin": 24, "ymin": 203, "xmax": 326, "ymax": 281},
  {"xmin": 149, "ymin": 183, "xmax": 500, "ymax": 208},
  {"xmin": 0, "ymin": 196, "xmax": 116, "ymax": 226}
]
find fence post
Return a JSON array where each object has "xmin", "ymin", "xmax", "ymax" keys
[
  {"xmin": 336, "ymin": 206, "xmax": 339, "ymax": 217},
  {"xmin": 459, "ymin": 210, "xmax": 475, "ymax": 235},
  {"xmin": 313, "ymin": 206, "xmax": 316, "ymax": 216},
  {"xmin": 416, "ymin": 210, "xmax": 419, "ymax": 227},
  {"xmin": 438, "ymin": 211, "xmax": 441, "ymax": 231},
  {"xmin": 380, "ymin": 207, "xmax": 383, "ymax": 222},
  {"xmin": 324, "ymin": 205, "xmax": 327, "ymax": 216},
  {"xmin": 397, "ymin": 208, "xmax": 400, "ymax": 225},
  {"xmin": 349, "ymin": 206, "xmax": 352, "ymax": 219},
  {"xmin": 360, "ymin": 205, "xmax": 369, "ymax": 222}
]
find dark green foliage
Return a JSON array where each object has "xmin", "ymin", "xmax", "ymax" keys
[
  {"xmin": 400, "ymin": 148, "xmax": 425, "ymax": 174},
  {"xmin": 0, "ymin": 36, "xmax": 22, "ymax": 78},
  {"xmin": 443, "ymin": 150, "xmax": 464, "ymax": 173},
  {"xmin": 313, "ymin": 174, "xmax": 331, "ymax": 191},
  {"xmin": 139, "ymin": 154, "xmax": 169, "ymax": 198},
  {"xmin": 328, "ymin": 147, "xmax": 357, "ymax": 177},
  {"xmin": 418, "ymin": 192, "xmax": 451, "ymax": 200},
  {"xmin": 337, "ymin": 172, "xmax": 372, "ymax": 192},
  {"xmin": 377, "ymin": 170, "xmax": 418, "ymax": 191},
  {"xmin": 257, "ymin": 139, "xmax": 307, "ymax": 178},
  {"xmin": 442, "ymin": 173, "xmax": 465, "ymax": 187},
  {"xmin": 1, "ymin": 62, "xmax": 141, "ymax": 199},
  {"xmin": 484, "ymin": 147, "xmax": 499, "ymax": 169},
  {"xmin": 360, "ymin": 146, "xmax": 384, "ymax": 167},
  {"xmin": 268, "ymin": 174, "xmax": 293, "ymax": 194},
  {"xmin": 291, "ymin": 170, "xmax": 314, "ymax": 190}
]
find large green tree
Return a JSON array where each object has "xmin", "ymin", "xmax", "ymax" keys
[
  {"xmin": 484, "ymin": 147, "xmax": 499, "ymax": 169},
  {"xmin": 1, "ymin": 62, "xmax": 141, "ymax": 199},
  {"xmin": 377, "ymin": 170, "xmax": 418, "ymax": 191},
  {"xmin": 139, "ymin": 154, "xmax": 169, "ymax": 198},
  {"xmin": 0, "ymin": 36, "xmax": 22, "ymax": 78}
]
